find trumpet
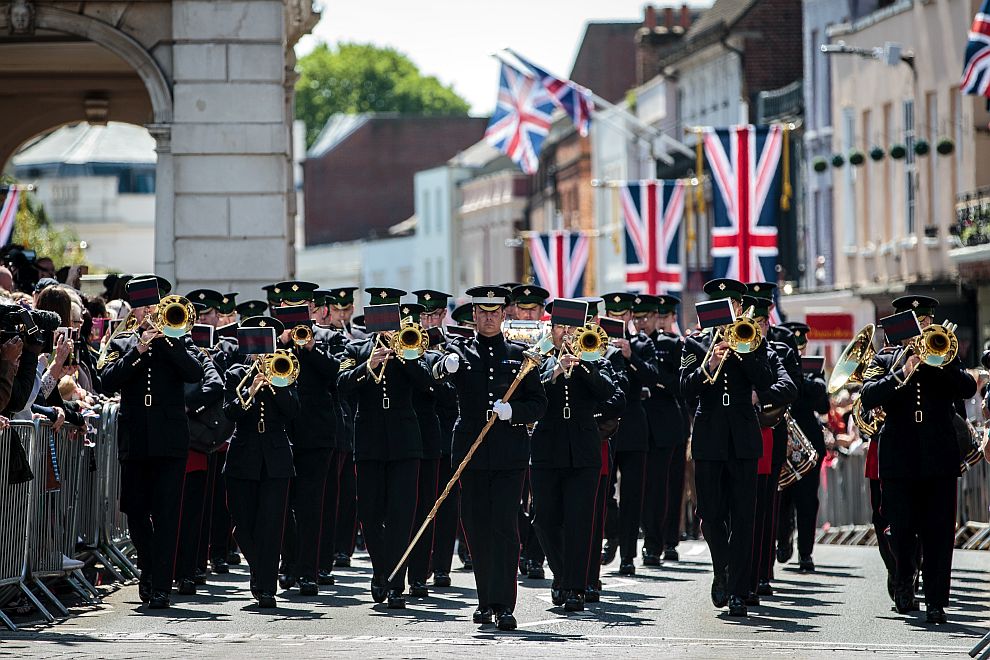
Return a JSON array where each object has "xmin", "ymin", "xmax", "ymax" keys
[
  {"xmin": 290, "ymin": 323, "xmax": 313, "ymax": 346},
  {"xmin": 702, "ymin": 306, "xmax": 763, "ymax": 384},
  {"xmin": 96, "ymin": 311, "xmax": 138, "ymax": 369},
  {"xmin": 149, "ymin": 295, "xmax": 196, "ymax": 338},
  {"xmin": 237, "ymin": 349, "xmax": 300, "ymax": 409},
  {"xmin": 891, "ymin": 321, "xmax": 958, "ymax": 387},
  {"xmin": 560, "ymin": 323, "xmax": 608, "ymax": 378}
]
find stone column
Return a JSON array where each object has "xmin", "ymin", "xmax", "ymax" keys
[
  {"xmin": 148, "ymin": 123, "xmax": 176, "ymax": 283},
  {"xmin": 170, "ymin": 0, "xmax": 293, "ymax": 293}
]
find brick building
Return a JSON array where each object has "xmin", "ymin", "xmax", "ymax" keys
[{"xmin": 302, "ymin": 114, "xmax": 488, "ymax": 245}]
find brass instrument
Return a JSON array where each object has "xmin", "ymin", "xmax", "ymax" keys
[
  {"xmin": 290, "ymin": 324, "xmax": 314, "ymax": 346},
  {"xmin": 828, "ymin": 324, "xmax": 885, "ymax": 438},
  {"xmin": 95, "ymin": 311, "xmax": 138, "ymax": 369},
  {"xmin": 390, "ymin": 319, "xmax": 429, "ymax": 361},
  {"xmin": 502, "ymin": 320, "xmax": 555, "ymax": 356},
  {"xmin": 890, "ymin": 321, "xmax": 959, "ymax": 387},
  {"xmin": 778, "ymin": 413, "xmax": 819, "ymax": 489},
  {"xmin": 702, "ymin": 306, "xmax": 763, "ymax": 384},
  {"xmin": 237, "ymin": 349, "xmax": 300, "ymax": 409},
  {"xmin": 956, "ymin": 416, "xmax": 985, "ymax": 473},
  {"xmin": 149, "ymin": 295, "xmax": 196, "ymax": 338},
  {"xmin": 561, "ymin": 323, "xmax": 608, "ymax": 378}
]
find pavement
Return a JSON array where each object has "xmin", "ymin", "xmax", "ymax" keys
[{"xmin": 1, "ymin": 541, "xmax": 988, "ymax": 659}]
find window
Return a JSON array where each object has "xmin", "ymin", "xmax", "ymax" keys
[{"xmin": 904, "ymin": 99, "xmax": 916, "ymax": 235}]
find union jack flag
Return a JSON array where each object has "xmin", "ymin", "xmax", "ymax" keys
[
  {"xmin": 0, "ymin": 185, "xmax": 21, "ymax": 247},
  {"xmin": 620, "ymin": 180, "xmax": 686, "ymax": 294},
  {"xmin": 507, "ymin": 50, "xmax": 593, "ymax": 137},
  {"xmin": 485, "ymin": 62, "xmax": 556, "ymax": 175},
  {"xmin": 528, "ymin": 231, "xmax": 590, "ymax": 299},
  {"xmin": 961, "ymin": 0, "xmax": 990, "ymax": 99}
]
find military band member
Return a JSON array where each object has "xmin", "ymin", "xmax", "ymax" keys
[
  {"xmin": 100, "ymin": 275, "xmax": 206, "ymax": 609},
  {"xmin": 271, "ymin": 281, "xmax": 341, "ymax": 596},
  {"xmin": 433, "ymin": 286, "xmax": 547, "ymax": 631},
  {"xmin": 338, "ymin": 288, "xmax": 434, "ymax": 609},
  {"xmin": 450, "ymin": 302, "xmax": 476, "ymax": 329},
  {"xmin": 223, "ymin": 316, "xmax": 300, "ymax": 608},
  {"xmin": 860, "ymin": 295, "xmax": 975, "ymax": 624},
  {"xmin": 216, "ymin": 292, "xmax": 239, "ymax": 327},
  {"xmin": 600, "ymin": 292, "xmax": 660, "ymax": 575},
  {"xmin": 531, "ymin": 315, "xmax": 615, "ymax": 612},
  {"xmin": 680, "ymin": 279, "xmax": 775, "ymax": 617},
  {"xmin": 636, "ymin": 294, "xmax": 687, "ymax": 568},
  {"xmin": 499, "ymin": 282, "xmax": 522, "ymax": 320}
]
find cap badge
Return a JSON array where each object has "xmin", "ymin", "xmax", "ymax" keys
[
  {"xmin": 911, "ymin": 300, "xmax": 919, "ymax": 308},
  {"xmin": 380, "ymin": 291, "xmax": 388, "ymax": 299},
  {"xmin": 523, "ymin": 288, "xmax": 531, "ymax": 296},
  {"xmin": 753, "ymin": 285, "xmax": 760, "ymax": 292},
  {"xmin": 634, "ymin": 297, "xmax": 641, "ymax": 305},
  {"xmin": 718, "ymin": 283, "xmax": 726, "ymax": 291},
  {"xmin": 424, "ymin": 293, "xmax": 432, "ymax": 301},
  {"xmin": 274, "ymin": 287, "xmax": 281, "ymax": 294},
  {"xmin": 487, "ymin": 290, "xmax": 495, "ymax": 298},
  {"xmin": 198, "ymin": 293, "xmax": 206, "ymax": 300},
  {"xmin": 259, "ymin": 321, "xmax": 268, "ymax": 327},
  {"xmin": 339, "ymin": 290, "xmax": 346, "ymax": 297},
  {"xmin": 222, "ymin": 297, "xmax": 229, "ymax": 304},
  {"xmin": 613, "ymin": 295, "xmax": 621, "ymax": 303},
  {"xmin": 291, "ymin": 284, "xmax": 299, "ymax": 292}
]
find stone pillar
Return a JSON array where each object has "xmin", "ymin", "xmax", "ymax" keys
[
  {"xmin": 169, "ymin": 0, "xmax": 293, "ymax": 292},
  {"xmin": 148, "ymin": 123, "xmax": 176, "ymax": 283}
]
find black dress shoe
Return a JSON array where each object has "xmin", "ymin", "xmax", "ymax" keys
[
  {"xmin": 409, "ymin": 581, "xmax": 429, "ymax": 597},
  {"xmin": 894, "ymin": 591, "xmax": 918, "ymax": 614},
  {"xmin": 148, "ymin": 591, "xmax": 170, "ymax": 609},
  {"xmin": 496, "ymin": 610, "xmax": 517, "ymax": 631},
  {"xmin": 584, "ymin": 585, "xmax": 601, "ymax": 603},
  {"xmin": 298, "ymin": 578, "xmax": 318, "ymax": 596},
  {"xmin": 756, "ymin": 580, "xmax": 774, "ymax": 597},
  {"xmin": 433, "ymin": 571, "xmax": 451, "ymax": 588},
  {"xmin": 370, "ymin": 575, "xmax": 388, "ymax": 603},
  {"xmin": 334, "ymin": 553, "xmax": 351, "ymax": 568},
  {"xmin": 527, "ymin": 563, "xmax": 545, "ymax": 580},
  {"xmin": 745, "ymin": 592, "xmax": 760, "ymax": 607},
  {"xmin": 473, "ymin": 606, "xmax": 493, "ymax": 624},
  {"xmin": 926, "ymin": 606, "xmax": 947, "ymax": 624},
  {"xmin": 250, "ymin": 578, "xmax": 259, "ymax": 600},
  {"xmin": 317, "ymin": 570, "xmax": 335, "ymax": 586},
  {"xmin": 138, "ymin": 575, "xmax": 152, "ymax": 603},
  {"xmin": 727, "ymin": 595, "xmax": 748, "ymax": 617},
  {"xmin": 176, "ymin": 578, "xmax": 197, "ymax": 596},
  {"xmin": 663, "ymin": 547, "xmax": 679, "ymax": 561},
  {"xmin": 550, "ymin": 582, "xmax": 565, "ymax": 607},
  {"xmin": 798, "ymin": 556, "xmax": 815, "ymax": 573},
  {"xmin": 210, "ymin": 558, "xmax": 229, "ymax": 575},
  {"xmin": 257, "ymin": 592, "xmax": 276, "ymax": 608},
  {"xmin": 193, "ymin": 568, "xmax": 207, "ymax": 585},
  {"xmin": 619, "ymin": 561, "xmax": 636, "ymax": 576},
  {"xmin": 886, "ymin": 573, "xmax": 896, "ymax": 602},
  {"xmin": 226, "ymin": 551, "xmax": 242, "ymax": 565},
  {"xmin": 641, "ymin": 549, "xmax": 661, "ymax": 567},
  {"xmin": 386, "ymin": 590, "xmax": 406, "ymax": 609},
  {"xmin": 564, "ymin": 590, "xmax": 585, "ymax": 612},
  {"xmin": 711, "ymin": 571, "xmax": 728, "ymax": 608},
  {"xmin": 776, "ymin": 542, "xmax": 794, "ymax": 564},
  {"xmin": 519, "ymin": 557, "xmax": 529, "ymax": 575},
  {"xmin": 278, "ymin": 574, "xmax": 296, "ymax": 590},
  {"xmin": 601, "ymin": 541, "xmax": 617, "ymax": 566}
]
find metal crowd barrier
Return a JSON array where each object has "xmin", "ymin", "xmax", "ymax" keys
[{"xmin": 0, "ymin": 404, "xmax": 134, "ymax": 631}]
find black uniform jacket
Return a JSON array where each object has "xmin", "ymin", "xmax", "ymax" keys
[
  {"xmin": 184, "ymin": 348, "xmax": 225, "ymax": 417},
  {"xmin": 210, "ymin": 336, "xmax": 241, "ymax": 378},
  {"xmin": 279, "ymin": 326, "xmax": 340, "ymax": 450},
  {"xmin": 222, "ymin": 363, "xmax": 299, "ymax": 480},
  {"xmin": 791, "ymin": 369, "xmax": 830, "ymax": 456},
  {"xmin": 679, "ymin": 331, "xmax": 775, "ymax": 461},
  {"xmin": 320, "ymin": 326, "xmax": 355, "ymax": 453},
  {"xmin": 100, "ymin": 332, "xmax": 205, "ymax": 460},
  {"xmin": 607, "ymin": 332, "xmax": 660, "ymax": 453},
  {"xmin": 860, "ymin": 348, "xmax": 976, "ymax": 479},
  {"xmin": 435, "ymin": 332, "xmax": 547, "ymax": 471},
  {"xmin": 645, "ymin": 330, "xmax": 687, "ymax": 447},
  {"xmin": 434, "ymin": 335, "xmax": 461, "ymax": 454},
  {"xmin": 757, "ymin": 342, "xmax": 799, "ymax": 465},
  {"xmin": 411, "ymin": 350, "xmax": 452, "ymax": 460},
  {"xmin": 337, "ymin": 334, "xmax": 433, "ymax": 462},
  {"xmin": 531, "ymin": 354, "xmax": 614, "ymax": 469}
]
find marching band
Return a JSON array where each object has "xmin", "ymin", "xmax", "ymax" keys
[{"xmin": 94, "ymin": 274, "xmax": 987, "ymax": 626}]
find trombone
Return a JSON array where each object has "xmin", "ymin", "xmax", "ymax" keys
[
  {"xmin": 701, "ymin": 306, "xmax": 763, "ymax": 384},
  {"xmin": 289, "ymin": 323, "xmax": 313, "ymax": 347},
  {"xmin": 149, "ymin": 295, "xmax": 196, "ymax": 338},
  {"xmin": 96, "ymin": 311, "xmax": 138, "ymax": 369},
  {"xmin": 237, "ymin": 349, "xmax": 300, "ymax": 409},
  {"xmin": 369, "ymin": 317, "xmax": 428, "ymax": 383},
  {"xmin": 559, "ymin": 323, "xmax": 608, "ymax": 378},
  {"xmin": 890, "ymin": 321, "xmax": 958, "ymax": 387}
]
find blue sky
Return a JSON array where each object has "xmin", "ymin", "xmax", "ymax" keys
[{"xmin": 297, "ymin": 1, "xmax": 709, "ymax": 116}]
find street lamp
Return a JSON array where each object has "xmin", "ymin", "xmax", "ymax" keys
[{"xmin": 820, "ymin": 41, "xmax": 914, "ymax": 73}]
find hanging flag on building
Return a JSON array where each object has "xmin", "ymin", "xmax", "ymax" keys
[
  {"xmin": 485, "ymin": 61, "xmax": 556, "ymax": 175},
  {"xmin": 0, "ymin": 185, "xmax": 22, "ymax": 246},
  {"xmin": 528, "ymin": 230, "xmax": 591, "ymax": 299},
  {"xmin": 506, "ymin": 49, "xmax": 594, "ymax": 137},
  {"xmin": 619, "ymin": 179, "xmax": 686, "ymax": 294},
  {"xmin": 961, "ymin": 0, "xmax": 990, "ymax": 101}
]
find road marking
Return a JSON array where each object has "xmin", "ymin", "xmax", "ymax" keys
[{"xmin": 683, "ymin": 544, "xmax": 707, "ymax": 556}]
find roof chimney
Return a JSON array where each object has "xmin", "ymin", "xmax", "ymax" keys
[
  {"xmin": 644, "ymin": 5, "xmax": 656, "ymax": 29},
  {"xmin": 680, "ymin": 4, "xmax": 691, "ymax": 29},
  {"xmin": 664, "ymin": 7, "xmax": 674, "ymax": 29}
]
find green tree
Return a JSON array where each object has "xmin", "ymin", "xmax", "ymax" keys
[
  {"xmin": 1, "ymin": 176, "xmax": 87, "ymax": 268},
  {"xmin": 295, "ymin": 42, "xmax": 471, "ymax": 147}
]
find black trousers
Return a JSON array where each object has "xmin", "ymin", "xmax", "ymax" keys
[
  {"xmin": 226, "ymin": 469, "xmax": 290, "ymax": 594},
  {"xmin": 607, "ymin": 450, "xmax": 647, "ymax": 562},
  {"xmin": 881, "ymin": 476, "xmax": 957, "ymax": 608},
  {"xmin": 175, "ymin": 469, "xmax": 208, "ymax": 581},
  {"xmin": 694, "ymin": 458, "xmax": 758, "ymax": 598},
  {"xmin": 751, "ymin": 465, "xmax": 782, "ymax": 591},
  {"xmin": 408, "ymin": 458, "xmax": 440, "ymax": 584},
  {"xmin": 282, "ymin": 447, "xmax": 333, "ymax": 581},
  {"xmin": 519, "ymin": 470, "xmax": 545, "ymax": 565},
  {"xmin": 791, "ymin": 459, "xmax": 822, "ymax": 558},
  {"xmin": 663, "ymin": 444, "xmax": 687, "ymax": 549},
  {"xmin": 869, "ymin": 478, "xmax": 896, "ymax": 574},
  {"xmin": 120, "ymin": 457, "xmax": 187, "ymax": 592},
  {"xmin": 532, "ymin": 466, "xmax": 600, "ymax": 591},
  {"xmin": 356, "ymin": 458, "xmax": 420, "ymax": 591},
  {"xmin": 430, "ymin": 456, "xmax": 459, "ymax": 575},
  {"xmin": 460, "ymin": 468, "xmax": 526, "ymax": 611},
  {"xmin": 587, "ymin": 470, "xmax": 610, "ymax": 588},
  {"xmin": 318, "ymin": 449, "xmax": 341, "ymax": 574},
  {"xmin": 334, "ymin": 450, "xmax": 358, "ymax": 557},
  {"xmin": 642, "ymin": 447, "xmax": 674, "ymax": 555},
  {"xmin": 208, "ymin": 452, "xmax": 232, "ymax": 561}
]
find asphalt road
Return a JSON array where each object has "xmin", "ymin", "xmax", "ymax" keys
[{"xmin": 2, "ymin": 541, "xmax": 988, "ymax": 659}]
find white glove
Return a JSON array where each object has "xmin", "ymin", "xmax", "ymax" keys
[
  {"xmin": 492, "ymin": 399, "xmax": 512, "ymax": 421},
  {"xmin": 443, "ymin": 353, "xmax": 460, "ymax": 374}
]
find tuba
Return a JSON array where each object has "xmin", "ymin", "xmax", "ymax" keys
[
  {"xmin": 702, "ymin": 306, "xmax": 763, "ymax": 383},
  {"xmin": 237, "ymin": 349, "xmax": 300, "ymax": 409},
  {"xmin": 778, "ymin": 413, "xmax": 819, "ymax": 489},
  {"xmin": 149, "ymin": 295, "xmax": 196, "ymax": 338},
  {"xmin": 828, "ymin": 324, "xmax": 885, "ymax": 438}
]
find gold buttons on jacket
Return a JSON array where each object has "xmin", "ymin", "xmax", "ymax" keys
[{"xmin": 144, "ymin": 345, "xmax": 153, "ymax": 407}]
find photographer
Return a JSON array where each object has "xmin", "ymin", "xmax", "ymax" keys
[
  {"xmin": 31, "ymin": 287, "xmax": 85, "ymax": 430},
  {"xmin": 1, "ymin": 304, "xmax": 62, "ymax": 421}
]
